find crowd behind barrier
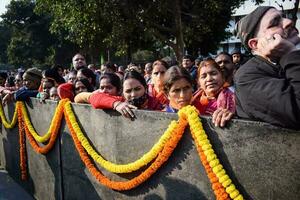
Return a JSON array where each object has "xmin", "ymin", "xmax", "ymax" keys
[
  {"xmin": 1, "ymin": 6, "xmax": 300, "ymax": 199},
  {"xmin": 0, "ymin": 98, "xmax": 299, "ymax": 200}
]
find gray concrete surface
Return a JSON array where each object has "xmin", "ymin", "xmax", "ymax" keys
[
  {"xmin": 1, "ymin": 98, "xmax": 300, "ymax": 200},
  {"xmin": 0, "ymin": 169, "xmax": 34, "ymax": 200}
]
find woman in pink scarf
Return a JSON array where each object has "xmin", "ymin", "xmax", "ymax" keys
[{"xmin": 192, "ymin": 58, "xmax": 235, "ymax": 127}]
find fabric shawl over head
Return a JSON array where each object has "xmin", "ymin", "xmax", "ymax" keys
[{"xmin": 23, "ymin": 68, "xmax": 42, "ymax": 82}]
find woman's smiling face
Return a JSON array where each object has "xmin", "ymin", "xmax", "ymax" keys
[{"xmin": 199, "ymin": 65, "xmax": 224, "ymax": 97}]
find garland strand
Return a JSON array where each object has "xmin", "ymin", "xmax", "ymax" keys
[
  {"xmin": 64, "ymin": 101, "xmax": 178, "ymax": 173},
  {"xmin": 20, "ymin": 99, "xmax": 66, "ymax": 143},
  {"xmin": 0, "ymin": 101, "xmax": 18, "ymax": 129},
  {"xmin": 190, "ymin": 124, "xmax": 229, "ymax": 199},
  {"xmin": 64, "ymin": 105, "xmax": 188, "ymax": 190},
  {"xmin": 12, "ymin": 100, "xmax": 244, "ymax": 198},
  {"xmin": 17, "ymin": 102, "xmax": 27, "ymax": 180},
  {"xmin": 184, "ymin": 105, "xmax": 243, "ymax": 200}
]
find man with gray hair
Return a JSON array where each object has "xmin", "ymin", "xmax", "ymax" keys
[{"xmin": 234, "ymin": 6, "xmax": 300, "ymax": 129}]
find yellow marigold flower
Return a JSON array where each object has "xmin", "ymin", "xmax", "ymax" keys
[
  {"xmin": 209, "ymin": 159, "xmax": 219, "ymax": 168},
  {"xmin": 234, "ymin": 194, "xmax": 244, "ymax": 200},
  {"xmin": 222, "ymin": 178, "xmax": 232, "ymax": 187},
  {"xmin": 219, "ymin": 174, "xmax": 229, "ymax": 183},
  {"xmin": 229, "ymin": 190, "xmax": 239, "ymax": 199},
  {"xmin": 226, "ymin": 184, "xmax": 236, "ymax": 193},
  {"xmin": 216, "ymin": 169, "xmax": 226, "ymax": 178},
  {"xmin": 212, "ymin": 164, "xmax": 223, "ymax": 174}
]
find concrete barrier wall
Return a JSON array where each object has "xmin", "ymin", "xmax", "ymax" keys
[{"xmin": 0, "ymin": 98, "xmax": 299, "ymax": 200}]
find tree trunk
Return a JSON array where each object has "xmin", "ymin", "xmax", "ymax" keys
[{"xmin": 174, "ymin": 0, "xmax": 184, "ymax": 63}]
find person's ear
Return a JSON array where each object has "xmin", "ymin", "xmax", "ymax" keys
[{"xmin": 248, "ymin": 38, "xmax": 258, "ymax": 50}]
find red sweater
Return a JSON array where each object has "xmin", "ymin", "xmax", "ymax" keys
[{"xmin": 89, "ymin": 93, "xmax": 162, "ymax": 110}]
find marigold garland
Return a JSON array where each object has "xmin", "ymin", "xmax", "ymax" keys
[
  {"xmin": 11, "ymin": 99, "xmax": 245, "ymax": 199},
  {"xmin": 0, "ymin": 101, "xmax": 18, "ymax": 129},
  {"xmin": 190, "ymin": 126, "xmax": 229, "ymax": 200},
  {"xmin": 183, "ymin": 105, "xmax": 244, "ymax": 200},
  {"xmin": 20, "ymin": 100, "xmax": 67, "ymax": 154},
  {"xmin": 20, "ymin": 99, "xmax": 66, "ymax": 143},
  {"xmin": 64, "ymin": 101, "xmax": 179, "ymax": 173},
  {"xmin": 17, "ymin": 102, "xmax": 27, "ymax": 180},
  {"xmin": 64, "ymin": 104, "xmax": 188, "ymax": 190}
]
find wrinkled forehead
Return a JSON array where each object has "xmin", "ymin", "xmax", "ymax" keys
[{"xmin": 258, "ymin": 8, "xmax": 282, "ymax": 31}]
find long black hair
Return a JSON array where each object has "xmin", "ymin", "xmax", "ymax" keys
[
  {"xmin": 123, "ymin": 70, "xmax": 147, "ymax": 89},
  {"xmin": 99, "ymin": 73, "xmax": 122, "ymax": 93}
]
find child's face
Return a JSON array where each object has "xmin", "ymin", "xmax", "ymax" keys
[
  {"xmin": 199, "ymin": 65, "xmax": 224, "ymax": 97},
  {"xmin": 49, "ymin": 87, "xmax": 59, "ymax": 101}
]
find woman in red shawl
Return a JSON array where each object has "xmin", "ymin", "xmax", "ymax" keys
[{"xmin": 76, "ymin": 70, "xmax": 162, "ymax": 118}]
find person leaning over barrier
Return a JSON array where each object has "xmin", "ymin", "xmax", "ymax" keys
[
  {"xmin": 75, "ymin": 70, "xmax": 162, "ymax": 119},
  {"xmin": 234, "ymin": 6, "xmax": 300, "ymax": 129},
  {"xmin": 2, "ymin": 68, "xmax": 42, "ymax": 105}
]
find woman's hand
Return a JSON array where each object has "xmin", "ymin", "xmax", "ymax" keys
[
  {"xmin": 113, "ymin": 101, "xmax": 137, "ymax": 119},
  {"xmin": 212, "ymin": 108, "xmax": 234, "ymax": 127}
]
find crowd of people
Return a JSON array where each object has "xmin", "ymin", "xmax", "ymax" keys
[{"xmin": 0, "ymin": 6, "xmax": 299, "ymax": 130}]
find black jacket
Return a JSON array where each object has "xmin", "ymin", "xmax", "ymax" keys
[{"xmin": 234, "ymin": 51, "xmax": 300, "ymax": 129}]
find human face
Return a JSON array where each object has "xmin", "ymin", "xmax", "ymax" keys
[
  {"xmin": 42, "ymin": 81, "xmax": 54, "ymax": 94},
  {"xmin": 123, "ymin": 78, "xmax": 146, "ymax": 101},
  {"xmin": 256, "ymin": 8, "xmax": 300, "ymax": 47},
  {"xmin": 215, "ymin": 54, "xmax": 234, "ymax": 73},
  {"xmin": 151, "ymin": 63, "xmax": 167, "ymax": 89},
  {"xmin": 168, "ymin": 78, "xmax": 193, "ymax": 110},
  {"xmin": 232, "ymin": 53, "xmax": 241, "ymax": 64},
  {"xmin": 14, "ymin": 75, "xmax": 23, "ymax": 89},
  {"xmin": 50, "ymin": 87, "xmax": 59, "ymax": 101},
  {"xmin": 75, "ymin": 81, "xmax": 88, "ymax": 95},
  {"xmin": 68, "ymin": 73, "xmax": 77, "ymax": 84},
  {"xmin": 99, "ymin": 78, "xmax": 118, "ymax": 95},
  {"xmin": 182, "ymin": 59, "xmax": 193, "ymax": 69},
  {"xmin": 144, "ymin": 64, "xmax": 152, "ymax": 74},
  {"xmin": 199, "ymin": 65, "xmax": 224, "ymax": 97},
  {"xmin": 23, "ymin": 78, "xmax": 38, "ymax": 90},
  {"xmin": 72, "ymin": 54, "xmax": 86, "ymax": 70}
]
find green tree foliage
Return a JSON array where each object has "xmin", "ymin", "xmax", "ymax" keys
[
  {"xmin": 0, "ymin": 0, "xmax": 79, "ymax": 69},
  {"xmin": 0, "ymin": 22, "xmax": 11, "ymax": 63},
  {"xmin": 36, "ymin": 0, "xmax": 249, "ymax": 62},
  {"xmin": 1, "ymin": 0, "xmax": 53, "ymax": 68}
]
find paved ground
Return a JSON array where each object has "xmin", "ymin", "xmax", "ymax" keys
[{"xmin": 0, "ymin": 169, "xmax": 34, "ymax": 200}]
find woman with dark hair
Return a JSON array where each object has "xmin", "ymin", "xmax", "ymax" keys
[
  {"xmin": 75, "ymin": 73, "xmax": 121, "ymax": 103},
  {"xmin": 162, "ymin": 66, "xmax": 194, "ymax": 113},
  {"xmin": 74, "ymin": 78, "xmax": 94, "ymax": 95},
  {"xmin": 57, "ymin": 78, "xmax": 94, "ymax": 102},
  {"xmin": 192, "ymin": 58, "xmax": 235, "ymax": 127},
  {"xmin": 37, "ymin": 68, "xmax": 65, "ymax": 101},
  {"xmin": 75, "ymin": 70, "xmax": 162, "ymax": 118},
  {"xmin": 0, "ymin": 72, "xmax": 23, "ymax": 98},
  {"xmin": 97, "ymin": 73, "xmax": 121, "ymax": 95},
  {"xmin": 43, "ymin": 68, "xmax": 65, "ymax": 85},
  {"xmin": 148, "ymin": 59, "xmax": 170, "ymax": 106},
  {"xmin": 77, "ymin": 68, "xmax": 96, "ymax": 88}
]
